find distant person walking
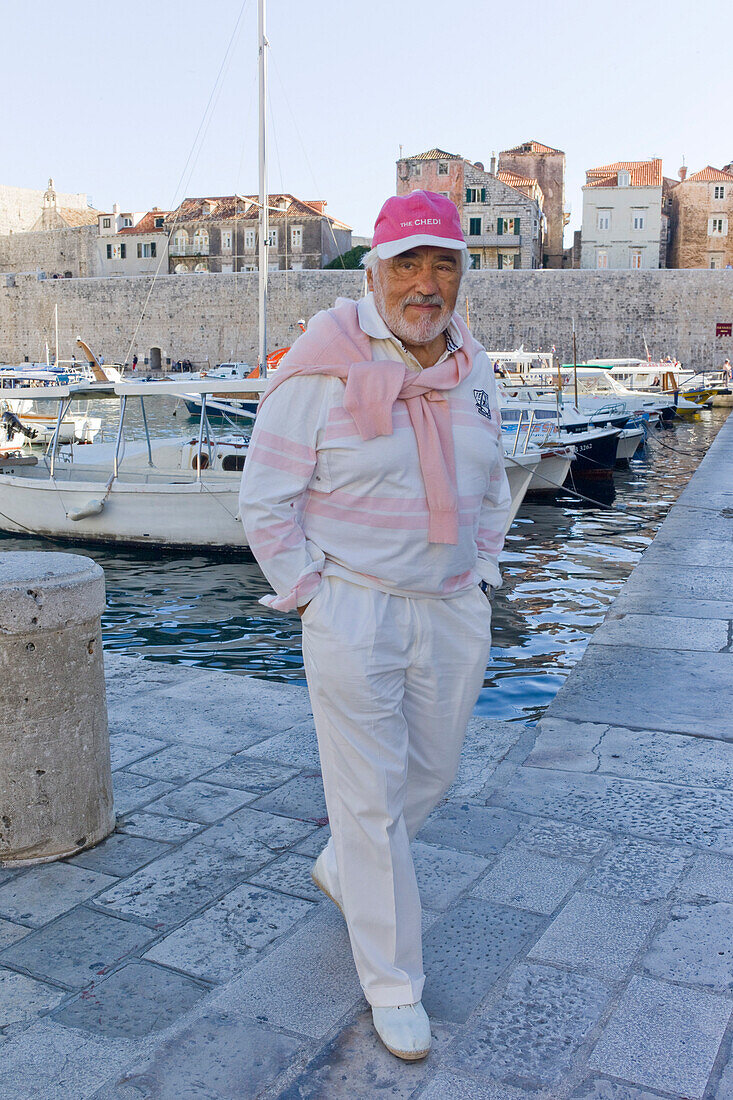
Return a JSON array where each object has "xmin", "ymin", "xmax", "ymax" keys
[{"xmin": 239, "ymin": 191, "xmax": 510, "ymax": 1061}]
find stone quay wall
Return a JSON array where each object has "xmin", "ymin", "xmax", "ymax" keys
[{"xmin": 1, "ymin": 268, "xmax": 732, "ymax": 368}]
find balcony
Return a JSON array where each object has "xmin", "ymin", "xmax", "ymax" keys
[
  {"xmin": 466, "ymin": 233, "xmax": 521, "ymax": 248},
  {"xmin": 169, "ymin": 245, "xmax": 210, "ymax": 257}
]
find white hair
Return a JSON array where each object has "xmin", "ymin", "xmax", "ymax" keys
[{"xmin": 361, "ymin": 246, "xmax": 470, "ymax": 276}]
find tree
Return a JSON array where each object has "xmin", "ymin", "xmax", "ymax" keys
[{"xmin": 323, "ymin": 245, "xmax": 370, "ymax": 270}]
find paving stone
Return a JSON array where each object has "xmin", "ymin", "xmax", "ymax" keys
[
  {"xmin": 277, "ymin": 1010, "xmax": 455, "ymax": 1099},
  {"xmin": 144, "ymin": 780, "xmax": 255, "ymax": 824},
  {"xmin": 676, "ymin": 852, "xmax": 733, "ymax": 902},
  {"xmin": 444, "ymin": 718, "xmax": 525, "ymax": 801},
  {"xmin": 248, "ymin": 853, "xmax": 322, "ymax": 902},
  {"xmin": 583, "ymin": 838, "xmax": 688, "ymax": 901},
  {"xmin": 570, "ymin": 1077, "xmax": 675, "ymax": 1098},
  {"xmin": 0, "ymin": 863, "xmax": 116, "ymax": 928},
  {"xmin": 546, "ymin": 645, "xmax": 733, "ymax": 741},
  {"xmin": 95, "ymin": 1009, "xmax": 302, "ymax": 1099},
  {"xmin": 642, "ymin": 901, "xmax": 733, "ymax": 993},
  {"xmin": 0, "ymin": 906, "xmax": 156, "ymax": 988},
  {"xmin": 448, "ymin": 963, "xmax": 611, "ymax": 1087},
  {"xmin": 0, "ymin": 967, "xmax": 66, "ymax": 1027},
  {"xmin": 211, "ymin": 906, "xmax": 362, "ymax": 1039},
  {"xmin": 471, "ymin": 848, "xmax": 583, "ymax": 914},
  {"xmin": 614, "ymin": 561, "xmax": 733, "ymax": 607},
  {"xmin": 115, "ymin": 812, "xmax": 204, "ymax": 843},
  {"xmin": 52, "ymin": 959, "xmax": 206, "ymax": 1038},
  {"xmin": 508, "ymin": 819, "xmax": 610, "ymax": 862},
  {"xmin": 0, "ymin": 1019, "xmax": 136, "ymax": 1100},
  {"xmin": 588, "ymin": 975, "xmax": 731, "ymax": 1097},
  {"xmin": 202, "ymin": 806, "xmax": 316, "ymax": 857},
  {"xmin": 93, "ymin": 832, "xmax": 271, "ymax": 928},
  {"xmin": 420, "ymin": 1073, "xmax": 535, "ymax": 1099},
  {"xmin": 492, "ymin": 768, "xmax": 733, "ymax": 852},
  {"xmin": 144, "ymin": 883, "xmax": 314, "ymax": 983},
  {"xmin": 528, "ymin": 893, "xmax": 659, "ymax": 981},
  {"xmin": 0, "ymin": 918, "xmax": 30, "ymax": 950},
  {"xmin": 202, "ymin": 756, "xmax": 299, "ymax": 794},
  {"xmin": 422, "ymin": 898, "xmax": 545, "ymax": 1023},
  {"xmin": 112, "ymin": 773, "xmax": 176, "ymax": 816},
  {"xmin": 108, "ymin": 731, "xmax": 168, "ymax": 771},
  {"xmin": 250, "ymin": 772, "xmax": 328, "ymax": 823},
  {"xmin": 412, "ymin": 841, "xmax": 489, "ymax": 911},
  {"xmin": 590, "ymin": 612, "xmax": 729, "ymax": 652},
  {"xmin": 241, "ymin": 720, "xmax": 320, "ymax": 768},
  {"xmin": 293, "ymin": 825, "xmax": 331, "ymax": 859},
  {"xmin": 126, "ymin": 744, "xmax": 231, "ymax": 784},
  {"xmin": 528, "ymin": 718, "xmax": 733, "ymax": 790},
  {"xmin": 67, "ymin": 833, "xmax": 170, "ymax": 878},
  {"xmin": 418, "ymin": 803, "xmax": 523, "ymax": 857}
]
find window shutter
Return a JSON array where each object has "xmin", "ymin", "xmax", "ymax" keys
[
  {"xmin": 498, "ymin": 254, "xmax": 503, "ymax": 269},
  {"xmin": 481, "ymin": 188, "xmax": 486, "ymax": 202},
  {"xmin": 466, "ymin": 189, "xmax": 471, "ymax": 203},
  {"xmin": 514, "ymin": 217, "xmax": 520, "ymax": 235},
  {"xmin": 497, "ymin": 218, "xmax": 503, "ymax": 235},
  {"xmin": 513, "ymin": 254, "xmax": 521, "ymax": 269}
]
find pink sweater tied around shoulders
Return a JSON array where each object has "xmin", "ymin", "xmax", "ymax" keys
[{"xmin": 257, "ymin": 298, "xmax": 481, "ymax": 545}]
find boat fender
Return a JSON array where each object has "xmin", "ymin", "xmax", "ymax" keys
[{"xmin": 67, "ymin": 499, "xmax": 105, "ymax": 521}]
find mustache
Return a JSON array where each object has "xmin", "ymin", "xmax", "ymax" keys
[{"xmin": 401, "ymin": 294, "xmax": 445, "ymax": 308}]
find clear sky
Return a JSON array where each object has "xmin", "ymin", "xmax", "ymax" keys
[{"xmin": 5, "ymin": 0, "xmax": 733, "ymax": 242}]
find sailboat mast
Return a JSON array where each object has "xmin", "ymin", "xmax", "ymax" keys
[
  {"xmin": 257, "ymin": 0, "xmax": 268, "ymax": 377},
  {"xmin": 54, "ymin": 304, "xmax": 59, "ymax": 366}
]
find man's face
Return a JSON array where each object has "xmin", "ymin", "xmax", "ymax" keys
[{"xmin": 368, "ymin": 246, "xmax": 462, "ymax": 347}]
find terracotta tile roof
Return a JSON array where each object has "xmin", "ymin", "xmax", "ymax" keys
[
  {"xmin": 166, "ymin": 193, "xmax": 350, "ymax": 230},
  {"xmin": 686, "ymin": 166, "xmax": 733, "ymax": 182},
  {"xmin": 585, "ymin": 159, "xmax": 663, "ymax": 188},
  {"xmin": 57, "ymin": 207, "xmax": 100, "ymax": 227},
  {"xmin": 501, "ymin": 140, "xmax": 563, "ymax": 155},
  {"xmin": 118, "ymin": 211, "xmax": 172, "ymax": 235},
  {"xmin": 404, "ymin": 148, "xmax": 463, "ymax": 162},
  {"xmin": 497, "ymin": 170, "xmax": 537, "ymax": 189}
]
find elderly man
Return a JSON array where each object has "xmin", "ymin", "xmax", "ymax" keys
[{"xmin": 239, "ymin": 191, "xmax": 511, "ymax": 1060}]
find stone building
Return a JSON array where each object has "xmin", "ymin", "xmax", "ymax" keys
[
  {"xmin": 165, "ymin": 194, "xmax": 351, "ymax": 274},
  {"xmin": 396, "ymin": 149, "xmax": 544, "ymax": 269},
  {"xmin": 97, "ymin": 206, "xmax": 170, "ymax": 277},
  {"xmin": 580, "ymin": 159, "xmax": 665, "ymax": 270},
  {"xmin": 0, "ymin": 179, "xmax": 93, "ymax": 235},
  {"xmin": 498, "ymin": 141, "xmax": 567, "ymax": 268},
  {"xmin": 668, "ymin": 166, "xmax": 733, "ymax": 269}
]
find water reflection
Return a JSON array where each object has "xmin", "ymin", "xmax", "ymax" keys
[{"xmin": 0, "ymin": 400, "xmax": 726, "ymax": 723}]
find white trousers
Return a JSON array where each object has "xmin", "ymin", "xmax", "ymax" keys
[{"xmin": 301, "ymin": 575, "xmax": 492, "ymax": 1007}]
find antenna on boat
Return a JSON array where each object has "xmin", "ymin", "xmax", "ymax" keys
[{"xmin": 258, "ymin": 0, "xmax": 269, "ymax": 378}]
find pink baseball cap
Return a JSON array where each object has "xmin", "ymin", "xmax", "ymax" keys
[{"xmin": 373, "ymin": 190, "xmax": 467, "ymax": 259}]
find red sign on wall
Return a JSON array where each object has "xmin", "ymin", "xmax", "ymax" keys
[{"xmin": 716, "ymin": 322, "xmax": 732, "ymax": 337}]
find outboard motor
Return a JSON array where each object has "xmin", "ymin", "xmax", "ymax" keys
[{"xmin": 2, "ymin": 410, "xmax": 38, "ymax": 442}]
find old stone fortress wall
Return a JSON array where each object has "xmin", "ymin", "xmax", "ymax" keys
[{"xmin": 2, "ymin": 267, "xmax": 732, "ymax": 369}]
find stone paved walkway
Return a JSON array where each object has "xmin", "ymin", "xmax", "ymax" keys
[{"xmin": 0, "ymin": 412, "xmax": 732, "ymax": 1098}]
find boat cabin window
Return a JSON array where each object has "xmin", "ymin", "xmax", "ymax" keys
[{"xmin": 221, "ymin": 453, "xmax": 246, "ymax": 472}]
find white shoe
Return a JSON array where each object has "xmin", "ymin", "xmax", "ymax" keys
[
  {"xmin": 311, "ymin": 850, "xmax": 344, "ymax": 916},
  {"xmin": 371, "ymin": 1002, "xmax": 432, "ymax": 1061}
]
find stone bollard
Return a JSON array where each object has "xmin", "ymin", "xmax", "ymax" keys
[{"xmin": 0, "ymin": 551, "xmax": 114, "ymax": 865}]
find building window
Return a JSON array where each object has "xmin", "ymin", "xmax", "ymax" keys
[
  {"xmin": 438, "ymin": 162, "xmax": 449, "ymax": 175},
  {"xmin": 120, "ymin": 243, "xmax": 126, "ymax": 259},
  {"xmin": 172, "ymin": 229, "xmax": 188, "ymax": 255},
  {"xmin": 497, "ymin": 216, "xmax": 520, "ymax": 235},
  {"xmin": 710, "ymin": 258, "xmax": 718, "ymax": 269},
  {"xmin": 470, "ymin": 254, "xmax": 481, "ymax": 269},
  {"xmin": 106, "ymin": 244, "xmax": 112, "ymax": 259},
  {"xmin": 632, "ymin": 210, "xmax": 646, "ymax": 231},
  {"xmin": 469, "ymin": 217, "xmax": 482, "ymax": 236},
  {"xmin": 154, "ymin": 216, "xmax": 164, "ymax": 228},
  {"xmin": 137, "ymin": 242, "xmax": 156, "ymax": 258},
  {"xmin": 597, "ymin": 210, "xmax": 611, "ymax": 231},
  {"xmin": 290, "ymin": 260, "xmax": 303, "ymax": 271},
  {"xmin": 714, "ymin": 185, "xmax": 726, "ymax": 200},
  {"xmin": 244, "ymin": 228, "xmax": 256, "ymax": 250},
  {"xmin": 267, "ymin": 228, "xmax": 278, "ymax": 248},
  {"xmin": 221, "ymin": 230, "xmax": 232, "ymax": 252},
  {"xmin": 465, "ymin": 188, "xmax": 486, "ymax": 203},
  {"xmin": 193, "ymin": 229, "xmax": 209, "ymax": 254},
  {"xmin": 597, "ymin": 250, "xmax": 608, "ymax": 268},
  {"xmin": 291, "ymin": 225, "xmax": 303, "ymax": 250},
  {"xmin": 709, "ymin": 217, "xmax": 727, "ymax": 235},
  {"xmin": 412, "ymin": 163, "xmax": 422, "ymax": 177},
  {"xmin": 102, "ymin": 217, "xmax": 111, "ymax": 229},
  {"xmin": 618, "ymin": 170, "xmax": 630, "ymax": 187},
  {"xmin": 122, "ymin": 217, "xmax": 133, "ymax": 227},
  {"xmin": 630, "ymin": 249, "xmax": 642, "ymax": 269}
]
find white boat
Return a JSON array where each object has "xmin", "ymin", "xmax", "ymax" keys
[{"xmin": 0, "ymin": 370, "xmax": 102, "ymax": 444}]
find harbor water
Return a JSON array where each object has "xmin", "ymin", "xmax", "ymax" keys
[{"xmin": 0, "ymin": 398, "xmax": 727, "ymax": 723}]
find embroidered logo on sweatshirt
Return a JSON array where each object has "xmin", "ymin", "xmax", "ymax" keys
[{"xmin": 473, "ymin": 389, "xmax": 492, "ymax": 420}]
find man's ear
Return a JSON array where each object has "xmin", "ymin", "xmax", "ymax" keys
[{"xmin": 366, "ymin": 268, "xmax": 374, "ymax": 291}]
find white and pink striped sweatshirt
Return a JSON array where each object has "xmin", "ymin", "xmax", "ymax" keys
[{"xmin": 239, "ymin": 295, "xmax": 511, "ymax": 611}]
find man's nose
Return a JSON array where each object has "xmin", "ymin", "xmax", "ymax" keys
[{"xmin": 414, "ymin": 266, "xmax": 439, "ymax": 295}]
